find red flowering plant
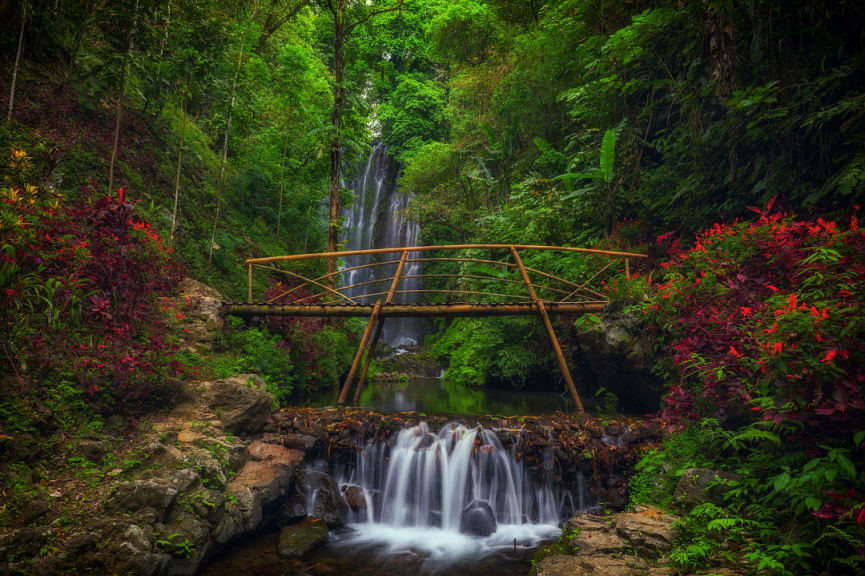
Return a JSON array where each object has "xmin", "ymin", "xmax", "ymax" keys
[
  {"xmin": 1, "ymin": 147, "xmax": 186, "ymax": 421},
  {"xmin": 638, "ymin": 198, "xmax": 865, "ymax": 573}
]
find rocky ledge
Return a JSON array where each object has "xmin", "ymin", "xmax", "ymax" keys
[
  {"xmin": 535, "ymin": 506, "xmax": 742, "ymax": 576},
  {"xmin": 1, "ymin": 395, "xmax": 660, "ymax": 576}
]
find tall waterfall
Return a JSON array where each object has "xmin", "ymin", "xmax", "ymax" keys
[{"xmin": 341, "ymin": 143, "xmax": 424, "ymax": 348}]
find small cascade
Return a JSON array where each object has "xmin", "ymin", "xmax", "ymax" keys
[
  {"xmin": 334, "ymin": 422, "xmax": 591, "ymax": 537},
  {"xmin": 341, "ymin": 143, "xmax": 424, "ymax": 348}
]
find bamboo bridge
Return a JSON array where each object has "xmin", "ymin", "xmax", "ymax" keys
[{"xmin": 223, "ymin": 244, "xmax": 648, "ymax": 413}]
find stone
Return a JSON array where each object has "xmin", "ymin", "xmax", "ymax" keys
[
  {"xmin": 177, "ymin": 429, "xmax": 206, "ymax": 443},
  {"xmin": 574, "ymin": 302, "xmax": 664, "ymax": 413},
  {"xmin": 76, "ymin": 438, "xmax": 109, "ymax": 462},
  {"xmin": 613, "ymin": 506, "xmax": 676, "ymax": 557},
  {"xmin": 282, "ymin": 433, "xmax": 317, "ymax": 452},
  {"xmin": 460, "ymin": 500, "xmax": 497, "ymax": 537},
  {"xmin": 248, "ymin": 441, "xmax": 304, "ymax": 468},
  {"xmin": 285, "ymin": 470, "xmax": 348, "ymax": 527},
  {"xmin": 202, "ymin": 375, "xmax": 273, "ymax": 434},
  {"xmin": 173, "ymin": 278, "xmax": 224, "ymax": 349},
  {"xmin": 277, "ymin": 517, "xmax": 328, "ymax": 558},
  {"xmin": 109, "ymin": 479, "xmax": 178, "ymax": 519},
  {"xmin": 341, "ymin": 485, "xmax": 367, "ymax": 511},
  {"xmin": 534, "ymin": 554, "xmax": 646, "ymax": 576},
  {"xmin": 672, "ymin": 468, "xmax": 740, "ymax": 512},
  {"xmin": 171, "ymin": 468, "xmax": 201, "ymax": 492}
]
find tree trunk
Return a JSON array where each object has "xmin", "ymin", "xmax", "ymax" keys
[
  {"xmin": 6, "ymin": 0, "xmax": 27, "ymax": 125},
  {"xmin": 107, "ymin": 0, "xmax": 140, "ymax": 194},
  {"xmin": 170, "ymin": 77, "xmax": 189, "ymax": 242},
  {"xmin": 154, "ymin": 0, "xmax": 172, "ymax": 106},
  {"xmin": 327, "ymin": 6, "xmax": 345, "ymax": 286},
  {"xmin": 276, "ymin": 105, "xmax": 292, "ymax": 237},
  {"xmin": 208, "ymin": 0, "xmax": 259, "ymax": 267}
]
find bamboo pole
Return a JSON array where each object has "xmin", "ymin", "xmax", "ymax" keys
[
  {"xmin": 625, "ymin": 257, "xmax": 630, "ymax": 279},
  {"xmin": 511, "ymin": 247, "xmax": 585, "ymax": 413},
  {"xmin": 248, "ymin": 263, "xmax": 253, "ymax": 302},
  {"xmin": 337, "ymin": 300, "xmax": 381, "ymax": 405},
  {"xmin": 559, "ymin": 258, "xmax": 618, "ymax": 303},
  {"xmin": 245, "ymin": 244, "xmax": 649, "ymax": 264},
  {"xmin": 352, "ymin": 251, "xmax": 409, "ymax": 403},
  {"xmin": 223, "ymin": 301, "xmax": 606, "ymax": 317},
  {"xmin": 255, "ymin": 266, "xmax": 358, "ymax": 304}
]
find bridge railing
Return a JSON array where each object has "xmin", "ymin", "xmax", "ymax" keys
[
  {"xmin": 232, "ymin": 244, "xmax": 647, "ymax": 414},
  {"xmin": 241, "ymin": 244, "xmax": 647, "ymax": 308}
]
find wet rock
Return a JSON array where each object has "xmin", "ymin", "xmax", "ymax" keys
[
  {"xmin": 283, "ymin": 433, "xmax": 316, "ymax": 452},
  {"xmin": 108, "ymin": 479, "xmax": 178, "ymax": 519},
  {"xmin": 202, "ymin": 375, "xmax": 273, "ymax": 434},
  {"xmin": 277, "ymin": 517, "xmax": 328, "ymax": 558},
  {"xmin": 567, "ymin": 513, "xmax": 627, "ymax": 554},
  {"xmin": 285, "ymin": 470, "xmax": 348, "ymax": 527},
  {"xmin": 248, "ymin": 441, "xmax": 303, "ymax": 467},
  {"xmin": 613, "ymin": 506, "xmax": 676, "ymax": 557},
  {"xmin": 460, "ymin": 500, "xmax": 497, "ymax": 537},
  {"xmin": 672, "ymin": 468, "xmax": 740, "ymax": 512},
  {"xmin": 427, "ymin": 511, "xmax": 442, "ymax": 527},
  {"xmin": 341, "ymin": 484, "xmax": 367, "ymax": 511}
]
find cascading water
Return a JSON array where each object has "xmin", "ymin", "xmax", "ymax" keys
[
  {"xmin": 341, "ymin": 143, "xmax": 424, "ymax": 348},
  {"xmin": 326, "ymin": 422, "xmax": 593, "ymax": 565}
]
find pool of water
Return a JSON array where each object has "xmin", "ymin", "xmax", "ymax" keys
[
  {"xmin": 200, "ymin": 523, "xmax": 558, "ymax": 576},
  {"xmin": 304, "ymin": 376, "xmax": 587, "ymax": 415}
]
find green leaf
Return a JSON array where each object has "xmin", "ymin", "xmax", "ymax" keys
[
  {"xmin": 805, "ymin": 497, "xmax": 822, "ymax": 511},
  {"xmin": 837, "ymin": 454, "xmax": 856, "ymax": 479},
  {"xmin": 854, "ymin": 430, "xmax": 865, "ymax": 447},
  {"xmin": 600, "ymin": 129, "xmax": 616, "ymax": 183},
  {"xmin": 773, "ymin": 472, "xmax": 791, "ymax": 492}
]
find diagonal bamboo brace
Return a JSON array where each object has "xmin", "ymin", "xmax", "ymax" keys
[
  {"xmin": 338, "ymin": 250, "xmax": 409, "ymax": 405},
  {"xmin": 510, "ymin": 247, "xmax": 585, "ymax": 413}
]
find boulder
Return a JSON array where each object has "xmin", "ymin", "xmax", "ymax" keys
[
  {"xmin": 277, "ymin": 517, "xmax": 328, "ymax": 558},
  {"xmin": 574, "ymin": 302, "xmax": 664, "ymax": 413},
  {"xmin": 284, "ymin": 470, "xmax": 348, "ymax": 527},
  {"xmin": 76, "ymin": 438, "xmax": 109, "ymax": 462},
  {"xmin": 248, "ymin": 441, "xmax": 303, "ymax": 468},
  {"xmin": 341, "ymin": 485, "xmax": 367, "ymax": 511},
  {"xmin": 460, "ymin": 500, "xmax": 497, "ymax": 537},
  {"xmin": 283, "ymin": 433, "xmax": 317, "ymax": 452},
  {"xmin": 201, "ymin": 375, "xmax": 273, "ymax": 434},
  {"xmin": 534, "ymin": 554, "xmax": 647, "ymax": 576},
  {"xmin": 108, "ymin": 479, "xmax": 178, "ymax": 519},
  {"xmin": 672, "ymin": 468, "xmax": 740, "ymax": 512},
  {"xmin": 567, "ymin": 513, "xmax": 628, "ymax": 554},
  {"xmin": 612, "ymin": 506, "xmax": 676, "ymax": 557},
  {"xmin": 173, "ymin": 278, "xmax": 224, "ymax": 349}
]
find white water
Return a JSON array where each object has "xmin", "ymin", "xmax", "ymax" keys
[
  {"xmin": 332, "ymin": 422, "xmax": 591, "ymax": 561},
  {"xmin": 341, "ymin": 143, "xmax": 424, "ymax": 348}
]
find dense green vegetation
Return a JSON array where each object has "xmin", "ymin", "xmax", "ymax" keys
[{"xmin": 2, "ymin": 0, "xmax": 865, "ymax": 574}]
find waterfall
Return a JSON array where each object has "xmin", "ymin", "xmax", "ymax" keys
[
  {"xmin": 333, "ymin": 422, "xmax": 591, "ymax": 551},
  {"xmin": 341, "ymin": 143, "xmax": 424, "ymax": 348}
]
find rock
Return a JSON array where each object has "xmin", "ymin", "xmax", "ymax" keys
[
  {"xmin": 177, "ymin": 429, "xmax": 206, "ymax": 443},
  {"xmin": 672, "ymin": 468, "xmax": 740, "ymax": 512},
  {"xmin": 534, "ymin": 554, "xmax": 646, "ymax": 576},
  {"xmin": 283, "ymin": 433, "xmax": 316, "ymax": 452},
  {"xmin": 248, "ymin": 441, "xmax": 303, "ymax": 467},
  {"xmin": 277, "ymin": 517, "xmax": 328, "ymax": 558},
  {"xmin": 171, "ymin": 468, "xmax": 201, "ymax": 492},
  {"xmin": 18, "ymin": 498, "xmax": 51, "ymax": 524},
  {"xmin": 613, "ymin": 506, "xmax": 676, "ymax": 557},
  {"xmin": 574, "ymin": 302, "xmax": 664, "ymax": 413},
  {"xmin": 285, "ymin": 470, "xmax": 348, "ymax": 527},
  {"xmin": 341, "ymin": 485, "xmax": 367, "ymax": 511},
  {"xmin": 109, "ymin": 479, "xmax": 178, "ymax": 519},
  {"xmin": 460, "ymin": 500, "xmax": 497, "ymax": 537},
  {"xmin": 173, "ymin": 278, "xmax": 224, "ymax": 349},
  {"xmin": 567, "ymin": 513, "xmax": 627, "ymax": 554},
  {"xmin": 76, "ymin": 438, "xmax": 109, "ymax": 462},
  {"xmin": 202, "ymin": 375, "xmax": 273, "ymax": 434}
]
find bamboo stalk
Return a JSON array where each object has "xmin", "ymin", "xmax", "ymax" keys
[
  {"xmin": 245, "ymin": 244, "xmax": 649, "ymax": 264},
  {"xmin": 223, "ymin": 302, "xmax": 606, "ymax": 317},
  {"xmin": 511, "ymin": 247, "xmax": 585, "ymax": 413},
  {"xmin": 559, "ymin": 258, "xmax": 618, "ymax": 302},
  {"xmin": 337, "ymin": 300, "xmax": 381, "ymax": 405}
]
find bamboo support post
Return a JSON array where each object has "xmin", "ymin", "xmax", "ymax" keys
[
  {"xmin": 337, "ymin": 300, "xmax": 381, "ymax": 405},
  {"xmin": 340, "ymin": 250, "xmax": 409, "ymax": 405},
  {"xmin": 247, "ymin": 264, "xmax": 253, "ymax": 302},
  {"xmin": 510, "ymin": 246, "xmax": 585, "ymax": 413},
  {"xmin": 625, "ymin": 257, "xmax": 630, "ymax": 279}
]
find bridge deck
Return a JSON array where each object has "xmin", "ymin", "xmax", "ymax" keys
[{"xmin": 222, "ymin": 301, "xmax": 606, "ymax": 317}]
